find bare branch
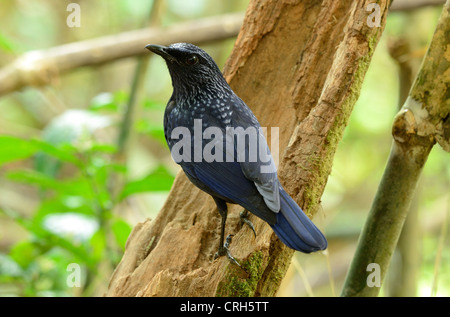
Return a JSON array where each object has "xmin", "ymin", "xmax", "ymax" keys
[
  {"xmin": 341, "ymin": 1, "xmax": 449, "ymax": 297},
  {"xmin": 0, "ymin": 13, "xmax": 244, "ymax": 97},
  {"xmin": 391, "ymin": 0, "xmax": 445, "ymax": 11}
]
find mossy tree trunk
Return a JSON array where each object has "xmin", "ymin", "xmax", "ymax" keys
[
  {"xmin": 341, "ymin": 1, "xmax": 449, "ymax": 297},
  {"xmin": 106, "ymin": 0, "xmax": 392, "ymax": 297},
  {"xmin": 386, "ymin": 37, "xmax": 419, "ymax": 297}
]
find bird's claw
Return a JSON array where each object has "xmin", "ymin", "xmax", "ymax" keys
[
  {"xmin": 214, "ymin": 234, "xmax": 241, "ymax": 267},
  {"xmin": 240, "ymin": 210, "xmax": 256, "ymax": 238}
]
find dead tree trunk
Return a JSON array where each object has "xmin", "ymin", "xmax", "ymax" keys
[{"xmin": 106, "ymin": 0, "xmax": 391, "ymax": 297}]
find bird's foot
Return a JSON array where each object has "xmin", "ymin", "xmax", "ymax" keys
[
  {"xmin": 213, "ymin": 234, "xmax": 240, "ymax": 267},
  {"xmin": 240, "ymin": 210, "xmax": 256, "ymax": 238}
]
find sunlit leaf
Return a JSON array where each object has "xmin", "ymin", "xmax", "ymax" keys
[
  {"xmin": 32, "ymin": 139, "xmax": 81, "ymax": 166},
  {"xmin": 111, "ymin": 218, "xmax": 132, "ymax": 250},
  {"xmin": 6, "ymin": 169, "xmax": 92, "ymax": 198},
  {"xmin": 89, "ymin": 229, "xmax": 106, "ymax": 262},
  {"xmin": 135, "ymin": 119, "xmax": 166, "ymax": 144},
  {"xmin": 142, "ymin": 99, "xmax": 165, "ymax": 110},
  {"xmin": 7, "ymin": 169, "xmax": 65, "ymax": 191},
  {"xmin": 119, "ymin": 165, "xmax": 174, "ymax": 200},
  {"xmin": 0, "ymin": 32, "xmax": 18, "ymax": 53},
  {"xmin": 9, "ymin": 241, "xmax": 40, "ymax": 269},
  {"xmin": 0, "ymin": 135, "xmax": 39, "ymax": 165},
  {"xmin": 87, "ymin": 143, "xmax": 117, "ymax": 154}
]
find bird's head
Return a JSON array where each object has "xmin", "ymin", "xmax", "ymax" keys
[{"xmin": 146, "ymin": 43, "xmax": 229, "ymax": 99}]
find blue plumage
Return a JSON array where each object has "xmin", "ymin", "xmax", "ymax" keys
[
  {"xmin": 272, "ymin": 187, "xmax": 327, "ymax": 252},
  {"xmin": 146, "ymin": 43, "xmax": 327, "ymax": 262}
]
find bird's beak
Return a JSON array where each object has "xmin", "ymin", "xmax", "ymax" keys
[{"xmin": 145, "ymin": 44, "xmax": 177, "ymax": 63}]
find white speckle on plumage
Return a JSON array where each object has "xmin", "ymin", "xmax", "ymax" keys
[{"xmin": 149, "ymin": 42, "xmax": 328, "ymax": 255}]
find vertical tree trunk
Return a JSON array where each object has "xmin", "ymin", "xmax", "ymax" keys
[
  {"xmin": 341, "ymin": 1, "xmax": 449, "ymax": 297},
  {"xmin": 106, "ymin": 0, "xmax": 391, "ymax": 297},
  {"xmin": 386, "ymin": 37, "xmax": 420, "ymax": 297}
]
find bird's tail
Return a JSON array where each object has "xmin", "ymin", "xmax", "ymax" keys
[{"xmin": 270, "ymin": 186, "xmax": 327, "ymax": 253}]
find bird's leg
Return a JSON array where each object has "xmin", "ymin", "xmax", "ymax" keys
[
  {"xmin": 213, "ymin": 198, "xmax": 240, "ymax": 267},
  {"xmin": 240, "ymin": 209, "xmax": 256, "ymax": 238}
]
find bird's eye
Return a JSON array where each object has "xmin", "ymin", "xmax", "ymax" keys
[{"xmin": 185, "ymin": 55, "xmax": 199, "ymax": 65}]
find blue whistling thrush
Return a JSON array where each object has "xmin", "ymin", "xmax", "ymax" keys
[{"xmin": 146, "ymin": 43, "xmax": 327, "ymax": 265}]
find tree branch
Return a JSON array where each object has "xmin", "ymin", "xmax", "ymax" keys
[
  {"xmin": 390, "ymin": 0, "xmax": 445, "ymax": 11},
  {"xmin": 341, "ymin": 1, "xmax": 449, "ymax": 297},
  {"xmin": 107, "ymin": 0, "xmax": 392, "ymax": 297},
  {"xmin": 0, "ymin": 13, "xmax": 244, "ymax": 97}
]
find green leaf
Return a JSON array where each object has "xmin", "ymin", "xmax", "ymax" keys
[
  {"xmin": 111, "ymin": 218, "xmax": 132, "ymax": 250},
  {"xmin": 0, "ymin": 135, "xmax": 82, "ymax": 168},
  {"xmin": 31, "ymin": 139, "xmax": 82, "ymax": 166},
  {"xmin": 9, "ymin": 241, "xmax": 40, "ymax": 269},
  {"xmin": 34, "ymin": 196, "xmax": 94, "ymax": 226},
  {"xmin": 87, "ymin": 143, "xmax": 117, "ymax": 154},
  {"xmin": 0, "ymin": 32, "xmax": 18, "ymax": 53},
  {"xmin": 7, "ymin": 169, "xmax": 65, "ymax": 191},
  {"xmin": 8, "ymin": 221, "xmax": 96, "ymax": 270},
  {"xmin": 6, "ymin": 169, "xmax": 93, "ymax": 199},
  {"xmin": 119, "ymin": 165, "xmax": 174, "ymax": 200},
  {"xmin": 148, "ymin": 129, "xmax": 166, "ymax": 145},
  {"xmin": 89, "ymin": 229, "xmax": 106, "ymax": 262},
  {"xmin": 0, "ymin": 135, "xmax": 39, "ymax": 165},
  {"xmin": 142, "ymin": 99, "xmax": 165, "ymax": 110},
  {"xmin": 135, "ymin": 119, "xmax": 166, "ymax": 144}
]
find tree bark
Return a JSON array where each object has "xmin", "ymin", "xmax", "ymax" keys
[
  {"xmin": 386, "ymin": 36, "xmax": 419, "ymax": 297},
  {"xmin": 341, "ymin": 1, "xmax": 449, "ymax": 297},
  {"xmin": 106, "ymin": 0, "xmax": 391, "ymax": 297}
]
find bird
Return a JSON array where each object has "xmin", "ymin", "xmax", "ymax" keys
[{"xmin": 145, "ymin": 42, "xmax": 327, "ymax": 265}]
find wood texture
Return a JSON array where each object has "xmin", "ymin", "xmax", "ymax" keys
[{"xmin": 106, "ymin": 0, "xmax": 391, "ymax": 297}]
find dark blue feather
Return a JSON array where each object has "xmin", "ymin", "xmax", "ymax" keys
[
  {"xmin": 271, "ymin": 187, "xmax": 327, "ymax": 252},
  {"xmin": 151, "ymin": 42, "xmax": 328, "ymax": 253}
]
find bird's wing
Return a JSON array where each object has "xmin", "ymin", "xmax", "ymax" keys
[
  {"xmin": 230, "ymin": 96, "xmax": 281, "ymax": 213},
  {"xmin": 182, "ymin": 159, "xmax": 277, "ymax": 224},
  {"xmin": 168, "ymin": 95, "xmax": 280, "ymax": 224}
]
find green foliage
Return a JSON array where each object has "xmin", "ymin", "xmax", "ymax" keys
[
  {"xmin": 0, "ymin": 102, "xmax": 174, "ymax": 296},
  {"xmin": 0, "ymin": 32, "xmax": 18, "ymax": 53},
  {"xmin": 0, "ymin": 136, "xmax": 41, "ymax": 165},
  {"xmin": 119, "ymin": 165, "xmax": 174, "ymax": 200},
  {"xmin": 136, "ymin": 100, "xmax": 167, "ymax": 145}
]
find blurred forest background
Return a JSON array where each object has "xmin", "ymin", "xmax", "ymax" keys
[{"xmin": 0, "ymin": 0, "xmax": 448, "ymax": 297}]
